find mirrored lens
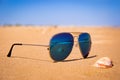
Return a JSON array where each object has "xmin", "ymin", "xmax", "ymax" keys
[
  {"xmin": 50, "ymin": 33, "xmax": 74, "ymax": 61},
  {"xmin": 78, "ymin": 33, "xmax": 91, "ymax": 58}
]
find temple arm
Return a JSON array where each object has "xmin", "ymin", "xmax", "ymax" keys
[{"xmin": 7, "ymin": 43, "xmax": 49, "ymax": 57}]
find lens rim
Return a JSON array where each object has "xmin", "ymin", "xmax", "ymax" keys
[
  {"xmin": 49, "ymin": 32, "xmax": 74, "ymax": 61},
  {"xmin": 78, "ymin": 33, "xmax": 91, "ymax": 58}
]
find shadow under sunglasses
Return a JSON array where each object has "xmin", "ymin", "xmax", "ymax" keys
[
  {"xmin": 7, "ymin": 32, "xmax": 92, "ymax": 62},
  {"xmin": 10, "ymin": 55, "xmax": 97, "ymax": 63}
]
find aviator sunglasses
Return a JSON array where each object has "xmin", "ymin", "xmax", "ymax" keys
[{"xmin": 7, "ymin": 32, "xmax": 92, "ymax": 61}]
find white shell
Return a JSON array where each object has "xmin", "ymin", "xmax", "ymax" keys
[{"xmin": 94, "ymin": 57, "xmax": 113, "ymax": 68}]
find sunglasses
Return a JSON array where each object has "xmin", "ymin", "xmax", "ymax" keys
[{"xmin": 7, "ymin": 32, "xmax": 92, "ymax": 61}]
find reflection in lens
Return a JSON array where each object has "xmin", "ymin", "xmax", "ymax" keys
[
  {"xmin": 50, "ymin": 33, "xmax": 74, "ymax": 61},
  {"xmin": 78, "ymin": 33, "xmax": 91, "ymax": 58}
]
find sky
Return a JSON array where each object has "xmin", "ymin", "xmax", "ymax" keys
[{"xmin": 0, "ymin": 0, "xmax": 120, "ymax": 26}]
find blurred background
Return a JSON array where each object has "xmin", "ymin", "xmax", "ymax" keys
[{"xmin": 0, "ymin": 0, "xmax": 120, "ymax": 27}]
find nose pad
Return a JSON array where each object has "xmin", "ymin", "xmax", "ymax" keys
[{"xmin": 75, "ymin": 42, "xmax": 79, "ymax": 47}]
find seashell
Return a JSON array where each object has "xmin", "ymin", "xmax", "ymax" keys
[{"xmin": 93, "ymin": 57, "xmax": 113, "ymax": 68}]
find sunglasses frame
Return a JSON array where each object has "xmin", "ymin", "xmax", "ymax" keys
[{"xmin": 7, "ymin": 32, "xmax": 91, "ymax": 61}]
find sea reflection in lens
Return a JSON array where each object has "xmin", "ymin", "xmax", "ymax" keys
[
  {"xmin": 78, "ymin": 33, "xmax": 91, "ymax": 58},
  {"xmin": 50, "ymin": 33, "xmax": 74, "ymax": 61}
]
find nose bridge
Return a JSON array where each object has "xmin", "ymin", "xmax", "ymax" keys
[
  {"xmin": 73, "ymin": 36, "xmax": 79, "ymax": 47},
  {"xmin": 70, "ymin": 32, "xmax": 81, "ymax": 41},
  {"xmin": 73, "ymin": 36, "xmax": 78, "ymax": 42},
  {"xmin": 70, "ymin": 32, "xmax": 81, "ymax": 47}
]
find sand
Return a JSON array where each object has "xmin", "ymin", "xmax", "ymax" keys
[{"xmin": 0, "ymin": 26, "xmax": 120, "ymax": 80}]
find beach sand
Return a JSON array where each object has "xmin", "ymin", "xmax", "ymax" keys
[{"xmin": 0, "ymin": 26, "xmax": 120, "ymax": 80}]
